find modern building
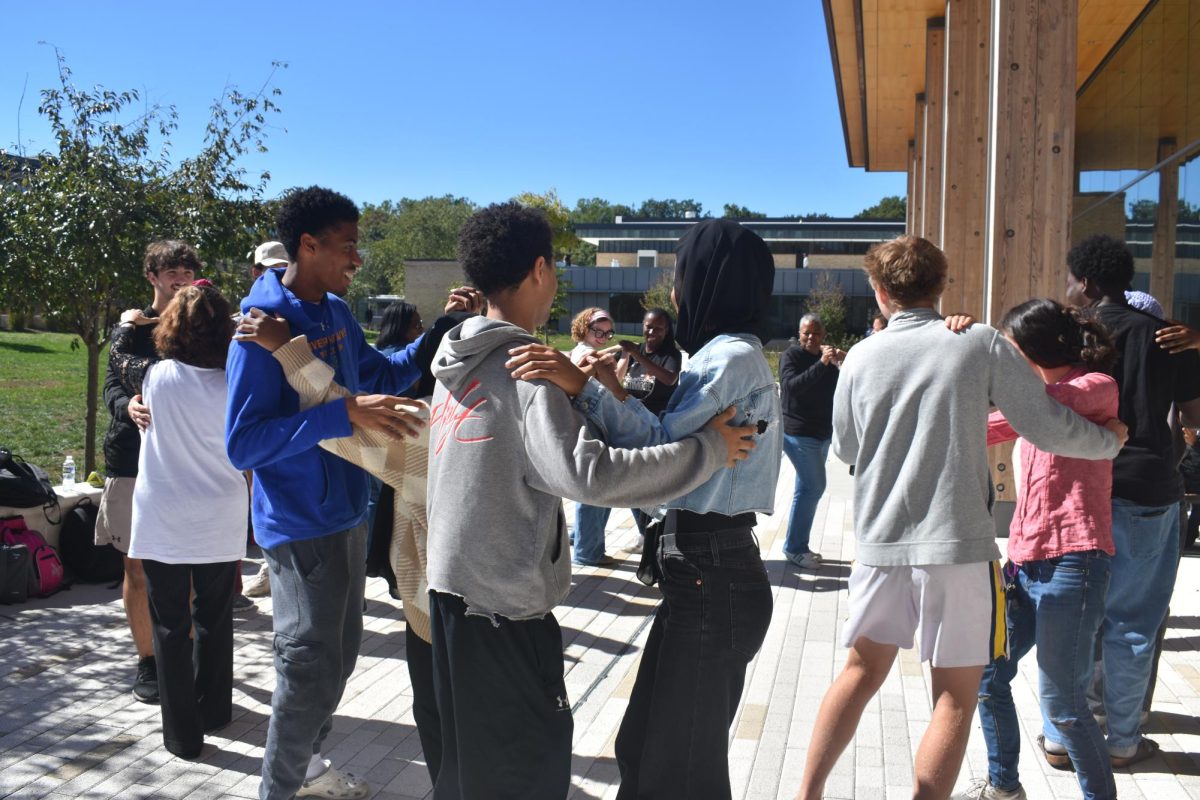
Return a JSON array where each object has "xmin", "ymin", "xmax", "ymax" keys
[
  {"xmin": 569, "ymin": 216, "xmax": 906, "ymax": 338},
  {"xmin": 822, "ymin": 0, "xmax": 1199, "ymax": 321}
]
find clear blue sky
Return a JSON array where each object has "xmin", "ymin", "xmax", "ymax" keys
[{"xmin": 0, "ymin": 1, "xmax": 905, "ymax": 218}]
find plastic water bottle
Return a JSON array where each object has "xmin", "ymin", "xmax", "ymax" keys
[{"xmin": 62, "ymin": 455, "xmax": 75, "ymax": 487}]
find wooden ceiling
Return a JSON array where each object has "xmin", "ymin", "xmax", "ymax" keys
[{"xmin": 824, "ymin": 0, "xmax": 1194, "ymax": 172}]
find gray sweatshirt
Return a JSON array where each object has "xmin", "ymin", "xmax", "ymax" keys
[
  {"xmin": 833, "ymin": 308, "xmax": 1121, "ymax": 566},
  {"xmin": 426, "ymin": 317, "xmax": 726, "ymax": 621}
]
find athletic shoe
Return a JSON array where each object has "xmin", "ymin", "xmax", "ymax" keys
[
  {"xmin": 952, "ymin": 780, "xmax": 1027, "ymax": 800},
  {"xmin": 132, "ymin": 656, "xmax": 159, "ymax": 704},
  {"xmin": 232, "ymin": 593, "xmax": 254, "ymax": 610},
  {"xmin": 785, "ymin": 551, "xmax": 821, "ymax": 570},
  {"xmin": 243, "ymin": 565, "xmax": 271, "ymax": 598},
  {"xmin": 296, "ymin": 765, "xmax": 370, "ymax": 799}
]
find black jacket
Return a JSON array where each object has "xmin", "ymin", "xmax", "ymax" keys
[
  {"xmin": 779, "ymin": 344, "xmax": 838, "ymax": 439},
  {"xmin": 101, "ymin": 307, "xmax": 158, "ymax": 477}
]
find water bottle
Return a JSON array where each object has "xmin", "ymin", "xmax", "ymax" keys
[{"xmin": 62, "ymin": 455, "xmax": 75, "ymax": 487}]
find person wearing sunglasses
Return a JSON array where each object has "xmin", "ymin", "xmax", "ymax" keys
[{"xmin": 567, "ymin": 308, "xmax": 624, "ymax": 566}]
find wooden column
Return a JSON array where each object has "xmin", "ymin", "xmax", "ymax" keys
[
  {"xmin": 986, "ymin": 0, "xmax": 1076, "ymax": 323},
  {"xmin": 906, "ymin": 140, "xmax": 917, "ymax": 234},
  {"xmin": 1151, "ymin": 137, "xmax": 1179, "ymax": 316},
  {"xmin": 913, "ymin": 94, "xmax": 927, "ymax": 238},
  {"xmin": 940, "ymin": 0, "xmax": 990, "ymax": 319},
  {"xmin": 922, "ymin": 20, "xmax": 947, "ymax": 244}
]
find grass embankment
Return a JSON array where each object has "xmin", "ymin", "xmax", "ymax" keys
[{"xmin": 0, "ymin": 330, "xmax": 103, "ymax": 483}]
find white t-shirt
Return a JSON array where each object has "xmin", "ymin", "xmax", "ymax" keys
[{"xmin": 128, "ymin": 360, "xmax": 248, "ymax": 564}]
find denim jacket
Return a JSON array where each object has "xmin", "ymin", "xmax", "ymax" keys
[{"xmin": 573, "ymin": 333, "xmax": 782, "ymax": 517}]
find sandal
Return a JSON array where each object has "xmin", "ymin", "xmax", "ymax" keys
[
  {"xmin": 1111, "ymin": 737, "xmax": 1160, "ymax": 769},
  {"xmin": 1036, "ymin": 734, "xmax": 1074, "ymax": 771}
]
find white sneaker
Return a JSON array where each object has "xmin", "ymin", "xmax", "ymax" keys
[
  {"xmin": 952, "ymin": 779, "xmax": 1027, "ymax": 800},
  {"xmin": 243, "ymin": 564, "xmax": 271, "ymax": 598},
  {"xmin": 296, "ymin": 765, "xmax": 370, "ymax": 799},
  {"xmin": 786, "ymin": 551, "xmax": 821, "ymax": 570}
]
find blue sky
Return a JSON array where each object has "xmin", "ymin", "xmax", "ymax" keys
[{"xmin": 0, "ymin": 1, "xmax": 905, "ymax": 218}]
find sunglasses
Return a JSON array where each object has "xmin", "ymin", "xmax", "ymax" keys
[{"xmin": 588, "ymin": 326, "xmax": 615, "ymax": 340}]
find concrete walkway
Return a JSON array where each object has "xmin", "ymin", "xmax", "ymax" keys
[{"xmin": 1, "ymin": 459, "xmax": 1199, "ymax": 799}]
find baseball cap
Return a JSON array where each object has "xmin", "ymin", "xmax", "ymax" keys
[{"xmin": 250, "ymin": 241, "xmax": 289, "ymax": 267}]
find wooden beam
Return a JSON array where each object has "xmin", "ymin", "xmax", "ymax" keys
[
  {"xmin": 940, "ymin": 0, "xmax": 990, "ymax": 319},
  {"xmin": 922, "ymin": 19, "xmax": 947, "ymax": 244},
  {"xmin": 906, "ymin": 140, "xmax": 917, "ymax": 234},
  {"xmin": 1151, "ymin": 137, "xmax": 1179, "ymax": 316},
  {"xmin": 987, "ymin": 0, "xmax": 1076, "ymax": 322},
  {"xmin": 913, "ymin": 94, "xmax": 927, "ymax": 238}
]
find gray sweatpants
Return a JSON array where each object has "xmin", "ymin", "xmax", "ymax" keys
[{"xmin": 259, "ymin": 523, "xmax": 367, "ymax": 800}]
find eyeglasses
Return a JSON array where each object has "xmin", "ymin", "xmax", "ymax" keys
[{"xmin": 588, "ymin": 326, "xmax": 615, "ymax": 340}]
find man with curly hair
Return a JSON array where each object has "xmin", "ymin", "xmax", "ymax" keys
[
  {"xmin": 97, "ymin": 240, "xmax": 200, "ymax": 707},
  {"xmin": 225, "ymin": 186, "xmax": 428, "ymax": 800},
  {"xmin": 1057, "ymin": 234, "xmax": 1200, "ymax": 768}
]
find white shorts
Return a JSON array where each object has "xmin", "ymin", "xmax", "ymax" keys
[
  {"xmin": 94, "ymin": 476, "xmax": 135, "ymax": 555},
  {"xmin": 840, "ymin": 561, "xmax": 1006, "ymax": 668}
]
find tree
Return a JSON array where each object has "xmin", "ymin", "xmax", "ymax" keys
[
  {"xmin": 804, "ymin": 272, "xmax": 853, "ymax": 349},
  {"xmin": 1128, "ymin": 199, "xmax": 1158, "ymax": 222},
  {"xmin": 0, "ymin": 51, "xmax": 284, "ymax": 473},
  {"xmin": 348, "ymin": 195, "xmax": 477, "ymax": 310},
  {"xmin": 854, "ymin": 195, "xmax": 906, "ymax": 220},
  {"xmin": 635, "ymin": 198, "xmax": 706, "ymax": 219},
  {"xmin": 641, "ymin": 270, "xmax": 676, "ymax": 319},
  {"xmin": 722, "ymin": 203, "xmax": 767, "ymax": 219}
]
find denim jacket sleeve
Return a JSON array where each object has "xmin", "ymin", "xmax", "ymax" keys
[{"xmin": 572, "ymin": 365, "xmax": 723, "ymax": 448}]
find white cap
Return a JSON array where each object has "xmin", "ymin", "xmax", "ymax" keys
[{"xmin": 249, "ymin": 241, "xmax": 289, "ymax": 267}]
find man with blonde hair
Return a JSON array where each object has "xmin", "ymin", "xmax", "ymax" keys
[{"xmin": 796, "ymin": 235, "xmax": 1127, "ymax": 800}]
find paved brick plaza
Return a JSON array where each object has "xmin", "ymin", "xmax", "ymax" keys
[{"xmin": 2, "ymin": 462, "xmax": 1199, "ymax": 799}]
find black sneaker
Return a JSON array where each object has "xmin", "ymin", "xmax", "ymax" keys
[{"xmin": 133, "ymin": 656, "xmax": 160, "ymax": 704}]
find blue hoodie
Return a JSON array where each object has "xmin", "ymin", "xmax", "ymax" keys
[{"xmin": 225, "ymin": 269, "xmax": 421, "ymax": 549}]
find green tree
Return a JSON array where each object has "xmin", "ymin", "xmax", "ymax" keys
[
  {"xmin": 722, "ymin": 203, "xmax": 767, "ymax": 219},
  {"xmin": 854, "ymin": 195, "xmax": 906, "ymax": 220},
  {"xmin": 641, "ymin": 270, "xmax": 676, "ymax": 319},
  {"xmin": 804, "ymin": 272, "xmax": 854, "ymax": 349},
  {"xmin": 0, "ymin": 52, "xmax": 284, "ymax": 473},
  {"xmin": 1128, "ymin": 199, "xmax": 1158, "ymax": 222},
  {"xmin": 635, "ymin": 198, "xmax": 707, "ymax": 219}
]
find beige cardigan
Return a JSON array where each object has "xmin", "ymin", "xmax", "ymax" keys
[{"xmin": 273, "ymin": 336, "xmax": 432, "ymax": 642}]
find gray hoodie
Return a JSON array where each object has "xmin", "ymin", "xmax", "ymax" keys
[{"xmin": 427, "ymin": 317, "xmax": 726, "ymax": 621}]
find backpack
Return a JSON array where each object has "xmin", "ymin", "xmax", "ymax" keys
[
  {"xmin": 59, "ymin": 499, "xmax": 123, "ymax": 584},
  {"xmin": 0, "ymin": 544, "xmax": 31, "ymax": 604},
  {"xmin": 0, "ymin": 448, "xmax": 61, "ymax": 525},
  {"xmin": 0, "ymin": 516, "xmax": 64, "ymax": 598}
]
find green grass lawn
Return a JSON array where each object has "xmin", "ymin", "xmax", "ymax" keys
[{"xmin": 0, "ymin": 330, "xmax": 104, "ymax": 482}]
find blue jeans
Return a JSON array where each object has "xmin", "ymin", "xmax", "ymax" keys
[
  {"xmin": 781, "ymin": 434, "xmax": 830, "ymax": 556},
  {"xmin": 1094, "ymin": 499, "xmax": 1180, "ymax": 749},
  {"xmin": 259, "ymin": 523, "xmax": 367, "ymax": 800},
  {"xmin": 978, "ymin": 551, "xmax": 1114, "ymax": 799},
  {"xmin": 573, "ymin": 504, "xmax": 611, "ymax": 565}
]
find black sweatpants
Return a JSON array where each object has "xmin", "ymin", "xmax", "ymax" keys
[
  {"xmin": 406, "ymin": 624, "xmax": 442, "ymax": 782},
  {"xmin": 143, "ymin": 559, "xmax": 237, "ymax": 757},
  {"xmin": 429, "ymin": 591, "xmax": 572, "ymax": 800}
]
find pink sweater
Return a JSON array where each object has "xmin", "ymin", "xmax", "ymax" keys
[{"xmin": 987, "ymin": 368, "xmax": 1119, "ymax": 563}]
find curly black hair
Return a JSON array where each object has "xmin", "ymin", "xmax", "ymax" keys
[
  {"xmin": 456, "ymin": 202, "xmax": 553, "ymax": 297},
  {"xmin": 1066, "ymin": 234, "xmax": 1134, "ymax": 291},
  {"xmin": 275, "ymin": 186, "xmax": 360, "ymax": 260}
]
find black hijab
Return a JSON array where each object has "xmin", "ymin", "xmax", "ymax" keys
[{"xmin": 673, "ymin": 219, "xmax": 775, "ymax": 353}]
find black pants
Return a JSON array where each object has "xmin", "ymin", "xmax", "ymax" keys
[
  {"xmin": 429, "ymin": 591, "xmax": 572, "ymax": 800},
  {"xmin": 617, "ymin": 513, "xmax": 773, "ymax": 800},
  {"xmin": 142, "ymin": 559, "xmax": 237, "ymax": 757},
  {"xmin": 406, "ymin": 624, "xmax": 442, "ymax": 783}
]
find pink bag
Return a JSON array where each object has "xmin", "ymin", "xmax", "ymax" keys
[{"xmin": 0, "ymin": 516, "xmax": 64, "ymax": 598}]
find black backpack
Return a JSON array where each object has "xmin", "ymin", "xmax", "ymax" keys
[
  {"xmin": 0, "ymin": 543, "xmax": 31, "ymax": 604},
  {"xmin": 0, "ymin": 448, "xmax": 60, "ymax": 524},
  {"xmin": 59, "ymin": 498, "xmax": 124, "ymax": 584}
]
